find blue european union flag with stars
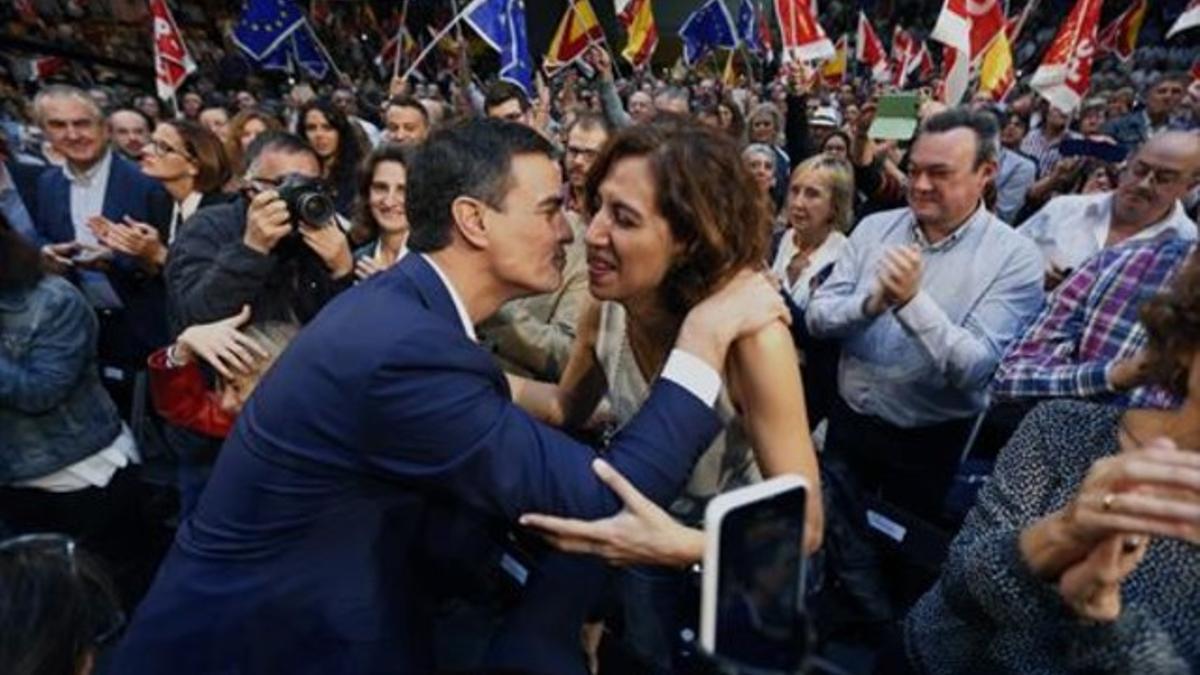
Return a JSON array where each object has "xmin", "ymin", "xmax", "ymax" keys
[
  {"xmin": 231, "ymin": 0, "xmax": 305, "ymax": 62},
  {"xmin": 680, "ymin": 0, "xmax": 738, "ymax": 66},
  {"xmin": 464, "ymin": 0, "xmax": 532, "ymax": 97}
]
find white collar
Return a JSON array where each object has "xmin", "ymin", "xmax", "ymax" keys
[
  {"xmin": 179, "ymin": 191, "xmax": 204, "ymax": 220},
  {"xmin": 64, "ymin": 148, "xmax": 113, "ymax": 187},
  {"xmin": 419, "ymin": 253, "xmax": 477, "ymax": 342}
]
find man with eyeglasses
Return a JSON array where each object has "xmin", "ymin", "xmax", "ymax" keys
[
  {"xmin": 1017, "ymin": 131, "xmax": 1200, "ymax": 291},
  {"xmin": 477, "ymin": 113, "xmax": 609, "ymax": 381},
  {"xmin": 993, "ymin": 132, "xmax": 1200, "ymax": 416},
  {"xmin": 164, "ymin": 130, "xmax": 353, "ymax": 337}
]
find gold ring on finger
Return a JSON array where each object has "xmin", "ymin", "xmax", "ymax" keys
[{"xmin": 1102, "ymin": 492, "xmax": 1116, "ymax": 511}]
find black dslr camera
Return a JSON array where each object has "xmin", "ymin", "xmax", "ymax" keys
[{"xmin": 276, "ymin": 173, "xmax": 336, "ymax": 228}]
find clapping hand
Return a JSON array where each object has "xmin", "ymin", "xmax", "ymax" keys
[
  {"xmin": 89, "ymin": 215, "xmax": 167, "ymax": 267},
  {"xmin": 866, "ymin": 244, "xmax": 922, "ymax": 315},
  {"xmin": 1058, "ymin": 534, "xmax": 1148, "ymax": 622}
]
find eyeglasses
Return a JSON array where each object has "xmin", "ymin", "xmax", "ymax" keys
[
  {"xmin": 149, "ymin": 138, "xmax": 194, "ymax": 160},
  {"xmin": 1125, "ymin": 161, "xmax": 1185, "ymax": 187},
  {"xmin": 0, "ymin": 533, "xmax": 127, "ymax": 646}
]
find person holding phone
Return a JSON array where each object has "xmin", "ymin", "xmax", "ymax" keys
[
  {"xmin": 1016, "ymin": 131, "xmax": 1200, "ymax": 291},
  {"xmin": 907, "ymin": 259, "xmax": 1200, "ymax": 673}
]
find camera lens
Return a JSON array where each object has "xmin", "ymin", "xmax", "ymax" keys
[{"xmin": 296, "ymin": 193, "xmax": 335, "ymax": 226}]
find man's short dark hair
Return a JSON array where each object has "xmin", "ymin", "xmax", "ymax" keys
[
  {"xmin": 1146, "ymin": 72, "xmax": 1189, "ymax": 95},
  {"xmin": 484, "ymin": 81, "xmax": 530, "ymax": 114},
  {"xmin": 385, "ymin": 95, "xmax": 430, "ymax": 124},
  {"xmin": 565, "ymin": 111, "xmax": 612, "ymax": 137},
  {"xmin": 244, "ymin": 131, "xmax": 320, "ymax": 173},
  {"xmin": 918, "ymin": 107, "xmax": 999, "ymax": 167},
  {"xmin": 406, "ymin": 118, "xmax": 556, "ymax": 252}
]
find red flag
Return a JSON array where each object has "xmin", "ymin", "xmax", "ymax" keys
[
  {"xmin": 890, "ymin": 26, "xmax": 920, "ymax": 87},
  {"xmin": 917, "ymin": 42, "xmax": 935, "ymax": 81},
  {"xmin": 855, "ymin": 11, "xmax": 889, "ymax": 81},
  {"xmin": 775, "ymin": 0, "xmax": 834, "ymax": 62},
  {"xmin": 149, "ymin": 0, "xmax": 196, "ymax": 101},
  {"xmin": 1029, "ymin": 0, "xmax": 1103, "ymax": 113},
  {"xmin": 758, "ymin": 2, "xmax": 775, "ymax": 63},
  {"xmin": 1097, "ymin": 0, "xmax": 1147, "ymax": 63}
]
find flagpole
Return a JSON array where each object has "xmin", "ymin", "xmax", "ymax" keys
[
  {"xmin": 392, "ymin": 0, "xmax": 411, "ymax": 83},
  {"xmin": 400, "ymin": 4, "xmax": 472, "ymax": 83}
]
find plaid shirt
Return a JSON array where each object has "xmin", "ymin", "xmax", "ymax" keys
[{"xmin": 991, "ymin": 236, "xmax": 1197, "ymax": 409}]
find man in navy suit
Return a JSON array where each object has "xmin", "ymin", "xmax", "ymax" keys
[
  {"xmin": 30, "ymin": 85, "xmax": 171, "ymax": 379},
  {"xmin": 114, "ymin": 118, "xmax": 787, "ymax": 673}
]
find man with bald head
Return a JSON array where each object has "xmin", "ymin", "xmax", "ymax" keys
[
  {"xmin": 1018, "ymin": 131, "xmax": 1200, "ymax": 289},
  {"xmin": 993, "ymin": 132, "xmax": 1200, "ymax": 422},
  {"xmin": 107, "ymin": 108, "xmax": 152, "ymax": 161}
]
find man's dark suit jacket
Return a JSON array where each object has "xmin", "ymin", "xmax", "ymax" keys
[
  {"xmin": 33, "ymin": 152, "xmax": 171, "ymax": 364},
  {"xmin": 114, "ymin": 253, "xmax": 723, "ymax": 673}
]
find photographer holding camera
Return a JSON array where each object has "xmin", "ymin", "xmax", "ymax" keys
[{"xmin": 165, "ymin": 131, "xmax": 352, "ymax": 337}]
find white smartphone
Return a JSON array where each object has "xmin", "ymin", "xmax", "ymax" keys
[{"xmin": 699, "ymin": 475, "xmax": 809, "ymax": 673}]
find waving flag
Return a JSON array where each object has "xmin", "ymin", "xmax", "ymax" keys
[
  {"xmin": 1167, "ymin": 0, "xmax": 1200, "ymax": 39},
  {"xmin": 775, "ymin": 0, "xmax": 834, "ymax": 62},
  {"xmin": 464, "ymin": 0, "xmax": 532, "ymax": 95},
  {"xmin": 737, "ymin": 0, "xmax": 761, "ymax": 54},
  {"xmin": 1097, "ymin": 0, "xmax": 1147, "ymax": 62},
  {"xmin": 1029, "ymin": 0, "xmax": 1103, "ymax": 112},
  {"xmin": 546, "ymin": 0, "xmax": 605, "ymax": 71},
  {"xmin": 855, "ymin": 11, "xmax": 889, "ymax": 81},
  {"xmin": 821, "ymin": 34, "xmax": 848, "ymax": 86},
  {"xmin": 931, "ymin": 0, "xmax": 1013, "ymax": 104},
  {"xmin": 891, "ymin": 26, "xmax": 920, "ymax": 88},
  {"xmin": 231, "ymin": 0, "xmax": 333, "ymax": 78},
  {"xmin": 150, "ymin": 0, "xmax": 195, "ymax": 101},
  {"xmin": 615, "ymin": 0, "xmax": 658, "ymax": 67},
  {"xmin": 680, "ymin": 0, "xmax": 737, "ymax": 67}
]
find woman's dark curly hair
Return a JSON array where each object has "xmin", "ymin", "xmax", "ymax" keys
[
  {"xmin": 350, "ymin": 142, "xmax": 412, "ymax": 246},
  {"xmin": 1140, "ymin": 255, "xmax": 1200, "ymax": 395},
  {"xmin": 584, "ymin": 115, "xmax": 772, "ymax": 316}
]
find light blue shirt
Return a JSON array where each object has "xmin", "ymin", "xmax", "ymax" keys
[
  {"xmin": 995, "ymin": 148, "xmax": 1036, "ymax": 225},
  {"xmin": 807, "ymin": 205, "xmax": 1045, "ymax": 427}
]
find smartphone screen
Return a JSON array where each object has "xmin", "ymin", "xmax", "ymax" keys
[{"xmin": 712, "ymin": 486, "xmax": 807, "ymax": 672}]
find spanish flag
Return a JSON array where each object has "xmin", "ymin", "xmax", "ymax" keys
[
  {"xmin": 615, "ymin": 0, "xmax": 658, "ymax": 67},
  {"xmin": 977, "ymin": 29, "xmax": 1015, "ymax": 101},
  {"xmin": 546, "ymin": 0, "xmax": 605, "ymax": 71},
  {"xmin": 1097, "ymin": 0, "xmax": 1147, "ymax": 63},
  {"xmin": 821, "ymin": 34, "xmax": 847, "ymax": 86}
]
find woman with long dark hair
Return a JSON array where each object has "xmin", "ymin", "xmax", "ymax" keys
[
  {"xmin": 350, "ymin": 143, "xmax": 412, "ymax": 277},
  {"xmin": 299, "ymin": 99, "xmax": 368, "ymax": 220}
]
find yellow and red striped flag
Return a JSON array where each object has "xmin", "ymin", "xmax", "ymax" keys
[
  {"xmin": 615, "ymin": 0, "xmax": 657, "ymax": 67},
  {"xmin": 546, "ymin": 0, "xmax": 605, "ymax": 71},
  {"xmin": 1097, "ymin": 0, "xmax": 1147, "ymax": 63}
]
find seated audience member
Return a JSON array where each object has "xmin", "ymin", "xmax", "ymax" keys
[
  {"xmin": 298, "ymin": 100, "xmax": 368, "ymax": 220},
  {"xmin": 381, "ymin": 95, "xmax": 430, "ymax": 145},
  {"xmin": 476, "ymin": 113, "xmax": 604, "ymax": 381},
  {"xmin": 91, "ymin": 119, "xmax": 233, "ymax": 273},
  {"xmin": 1103, "ymin": 73, "xmax": 1194, "ymax": 151},
  {"xmin": 992, "ymin": 237, "xmax": 1196, "ymax": 412},
  {"xmin": 807, "ymin": 108, "xmax": 1044, "ymax": 527},
  {"xmin": 106, "ymin": 108, "xmax": 151, "ymax": 162},
  {"xmin": 505, "ymin": 119, "xmax": 822, "ymax": 673},
  {"xmin": 1018, "ymin": 132, "xmax": 1200, "ymax": 289},
  {"xmin": 223, "ymin": 109, "xmax": 282, "ymax": 177},
  {"xmin": 0, "ymin": 534, "xmax": 125, "ymax": 675},
  {"xmin": 198, "ymin": 105, "xmax": 231, "ymax": 145},
  {"xmin": 165, "ymin": 131, "xmax": 353, "ymax": 336},
  {"xmin": 0, "ymin": 216, "xmax": 150, "ymax": 606},
  {"xmin": 1020, "ymin": 103, "xmax": 1073, "ymax": 178},
  {"xmin": 148, "ymin": 306, "xmax": 297, "ymax": 438},
  {"xmin": 993, "ymin": 115, "xmax": 1037, "ymax": 224},
  {"xmin": 906, "ymin": 260, "xmax": 1200, "ymax": 673},
  {"xmin": 351, "ymin": 143, "xmax": 411, "ymax": 279}
]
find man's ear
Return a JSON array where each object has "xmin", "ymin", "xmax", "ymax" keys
[{"xmin": 450, "ymin": 196, "xmax": 489, "ymax": 249}]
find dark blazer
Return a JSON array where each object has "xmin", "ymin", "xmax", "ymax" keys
[
  {"xmin": 114, "ymin": 253, "xmax": 723, "ymax": 674},
  {"xmin": 4, "ymin": 158, "xmax": 45, "ymax": 216},
  {"xmin": 33, "ymin": 152, "xmax": 172, "ymax": 365}
]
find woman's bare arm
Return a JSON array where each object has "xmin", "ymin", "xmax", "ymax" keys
[{"xmin": 507, "ymin": 301, "xmax": 608, "ymax": 429}]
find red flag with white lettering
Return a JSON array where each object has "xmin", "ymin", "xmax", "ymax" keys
[
  {"xmin": 775, "ymin": 0, "xmax": 834, "ymax": 62},
  {"xmin": 150, "ymin": 0, "xmax": 196, "ymax": 102},
  {"xmin": 1029, "ymin": 0, "xmax": 1103, "ymax": 113},
  {"xmin": 855, "ymin": 11, "xmax": 889, "ymax": 81}
]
